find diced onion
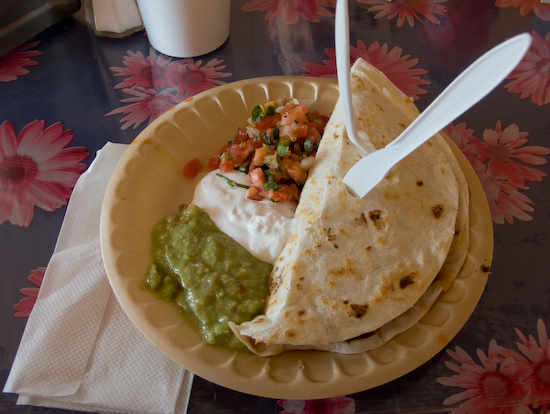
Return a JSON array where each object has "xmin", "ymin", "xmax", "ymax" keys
[
  {"xmin": 246, "ymin": 126, "xmax": 259, "ymax": 138},
  {"xmin": 300, "ymin": 156, "xmax": 316, "ymax": 171}
]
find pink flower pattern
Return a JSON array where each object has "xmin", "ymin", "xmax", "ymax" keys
[
  {"xmin": 351, "ymin": 40, "xmax": 431, "ymax": 99},
  {"xmin": 303, "ymin": 40, "xmax": 430, "ymax": 100},
  {"xmin": 445, "ymin": 122, "xmax": 550, "ymax": 225},
  {"xmin": 111, "ymin": 48, "xmax": 180, "ymax": 91},
  {"xmin": 495, "ymin": 0, "xmax": 550, "ymax": 20},
  {"xmin": 358, "ymin": 0, "xmax": 447, "ymax": 27},
  {"xmin": 173, "ymin": 58, "xmax": 232, "ymax": 98},
  {"xmin": 13, "ymin": 267, "xmax": 45, "ymax": 317},
  {"xmin": 438, "ymin": 319, "xmax": 550, "ymax": 413},
  {"xmin": 302, "ymin": 48, "xmax": 338, "ymax": 78},
  {"xmin": 242, "ymin": 0, "xmax": 336, "ymax": 24},
  {"xmin": 505, "ymin": 31, "xmax": 550, "ymax": 106},
  {"xmin": 106, "ymin": 87, "xmax": 180, "ymax": 130},
  {"xmin": 278, "ymin": 396, "xmax": 356, "ymax": 413},
  {"xmin": 107, "ymin": 49, "xmax": 232, "ymax": 129},
  {"xmin": 514, "ymin": 320, "xmax": 550, "ymax": 411},
  {"xmin": 0, "ymin": 120, "xmax": 89, "ymax": 227},
  {"xmin": 0, "ymin": 41, "xmax": 42, "ymax": 82}
]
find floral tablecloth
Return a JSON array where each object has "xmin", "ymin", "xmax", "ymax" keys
[{"xmin": 1, "ymin": 1, "xmax": 549, "ymax": 413}]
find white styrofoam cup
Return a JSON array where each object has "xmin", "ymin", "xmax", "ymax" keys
[{"xmin": 136, "ymin": 0, "xmax": 231, "ymax": 58}]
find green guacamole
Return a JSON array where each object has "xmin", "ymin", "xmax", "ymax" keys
[{"xmin": 144, "ymin": 204, "xmax": 272, "ymax": 351}]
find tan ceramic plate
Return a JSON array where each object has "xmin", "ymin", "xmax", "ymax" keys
[{"xmin": 100, "ymin": 76, "xmax": 493, "ymax": 400}]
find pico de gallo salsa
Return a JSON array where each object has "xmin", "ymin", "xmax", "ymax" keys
[{"xmin": 209, "ymin": 99, "xmax": 329, "ymax": 202}]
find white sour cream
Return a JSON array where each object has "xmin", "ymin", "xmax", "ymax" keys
[{"xmin": 191, "ymin": 169, "xmax": 296, "ymax": 264}]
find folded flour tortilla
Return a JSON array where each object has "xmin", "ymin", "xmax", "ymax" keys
[{"xmin": 231, "ymin": 58, "xmax": 464, "ymax": 355}]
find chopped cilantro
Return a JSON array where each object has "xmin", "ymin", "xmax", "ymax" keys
[
  {"xmin": 276, "ymin": 144, "xmax": 289, "ymax": 157},
  {"xmin": 251, "ymin": 105, "xmax": 263, "ymax": 122},
  {"xmin": 265, "ymin": 105, "xmax": 277, "ymax": 116},
  {"xmin": 273, "ymin": 126, "xmax": 280, "ymax": 140},
  {"xmin": 216, "ymin": 174, "xmax": 251, "ymax": 190},
  {"xmin": 263, "ymin": 171, "xmax": 280, "ymax": 191},
  {"xmin": 238, "ymin": 161, "xmax": 250, "ymax": 173},
  {"xmin": 261, "ymin": 130, "xmax": 273, "ymax": 145},
  {"xmin": 304, "ymin": 138, "xmax": 312, "ymax": 152}
]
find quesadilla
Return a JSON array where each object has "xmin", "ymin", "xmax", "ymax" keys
[{"xmin": 231, "ymin": 58, "xmax": 465, "ymax": 355}]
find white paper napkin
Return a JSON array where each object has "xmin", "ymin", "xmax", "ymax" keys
[{"xmin": 4, "ymin": 142, "xmax": 193, "ymax": 414}]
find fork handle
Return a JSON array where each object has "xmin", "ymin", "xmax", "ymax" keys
[{"xmin": 389, "ymin": 33, "xmax": 532, "ymax": 162}]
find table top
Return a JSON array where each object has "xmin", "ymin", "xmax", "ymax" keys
[{"xmin": 1, "ymin": 0, "xmax": 550, "ymax": 413}]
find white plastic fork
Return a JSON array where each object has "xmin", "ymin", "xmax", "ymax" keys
[
  {"xmin": 335, "ymin": 0, "xmax": 532, "ymax": 198},
  {"xmin": 335, "ymin": 0, "xmax": 375, "ymax": 155}
]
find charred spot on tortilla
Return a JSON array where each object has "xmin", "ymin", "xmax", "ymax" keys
[
  {"xmin": 290, "ymin": 261, "xmax": 305, "ymax": 274},
  {"xmin": 399, "ymin": 273, "xmax": 416, "ymax": 289},
  {"xmin": 368, "ymin": 210, "xmax": 385, "ymax": 229},
  {"xmin": 325, "ymin": 227, "xmax": 337, "ymax": 242},
  {"xmin": 431, "ymin": 204, "xmax": 445, "ymax": 219},
  {"xmin": 284, "ymin": 330, "xmax": 296, "ymax": 338},
  {"xmin": 328, "ymin": 259, "xmax": 356, "ymax": 277},
  {"xmin": 481, "ymin": 265, "xmax": 491, "ymax": 273},
  {"xmin": 416, "ymin": 180, "xmax": 424, "ymax": 187},
  {"xmin": 328, "ymin": 266, "xmax": 347, "ymax": 276},
  {"xmin": 269, "ymin": 273, "xmax": 282, "ymax": 291},
  {"xmin": 355, "ymin": 213, "xmax": 369, "ymax": 227},
  {"xmin": 349, "ymin": 303, "xmax": 369, "ymax": 318}
]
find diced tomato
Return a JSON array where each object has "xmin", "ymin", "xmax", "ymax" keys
[
  {"xmin": 282, "ymin": 159, "xmax": 306, "ymax": 185},
  {"xmin": 208, "ymin": 156, "xmax": 221, "ymax": 171},
  {"xmin": 288, "ymin": 153, "xmax": 301, "ymax": 162},
  {"xmin": 270, "ymin": 183, "xmax": 299, "ymax": 202},
  {"xmin": 235, "ymin": 127, "xmax": 248, "ymax": 141},
  {"xmin": 246, "ymin": 186, "xmax": 264, "ymax": 201},
  {"xmin": 250, "ymin": 147, "xmax": 267, "ymax": 170},
  {"xmin": 271, "ymin": 170, "xmax": 287, "ymax": 182},
  {"xmin": 219, "ymin": 140, "xmax": 255, "ymax": 172},
  {"xmin": 183, "ymin": 158, "xmax": 202, "ymax": 178},
  {"xmin": 253, "ymin": 114, "xmax": 281, "ymax": 132},
  {"xmin": 306, "ymin": 127, "xmax": 321, "ymax": 148},
  {"xmin": 293, "ymin": 123, "xmax": 309, "ymax": 139},
  {"xmin": 308, "ymin": 121, "xmax": 324, "ymax": 136},
  {"xmin": 280, "ymin": 103, "xmax": 308, "ymax": 126},
  {"xmin": 219, "ymin": 159, "xmax": 237, "ymax": 172},
  {"xmin": 246, "ymin": 183, "xmax": 298, "ymax": 203},
  {"xmin": 249, "ymin": 167, "xmax": 266, "ymax": 187}
]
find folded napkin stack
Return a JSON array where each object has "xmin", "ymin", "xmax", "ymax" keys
[{"xmin": 4, "ymin": 143, "xmax": 193, "ymax": 414}]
